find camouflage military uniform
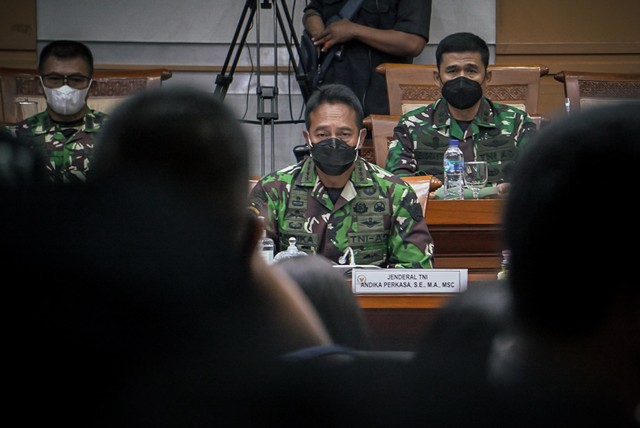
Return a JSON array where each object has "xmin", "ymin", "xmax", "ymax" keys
[
  {"xmin": 5, "ymin": 108, "xmax": 108, "ymax": 184},
  {"xmin": 385, "ymin": 98, "xmax": 537, "ymax": 183},
  {"xmin": 249, "ymin": 157, "xmax": 434, "ymax": 268}
]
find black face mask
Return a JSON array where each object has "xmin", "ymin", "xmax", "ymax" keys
[
  {"xmin": 441, "ymin": 76, "xmax": 483, "ymax": 109},
  {"xmin": 309, "ymin": 137, "xmax": 358, "ymax": 176}
]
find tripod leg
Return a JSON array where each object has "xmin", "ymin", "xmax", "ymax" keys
[
  {"xmin": 213, "ymin": 0, "xmax": 258, "ymax": 100},
  {"xmin": 215, "ymin": 1, "xmax": 307, "ymax": 175},
  {"xmin": 275, "ymin": 0, "xmax": 313, "ymax": 102}
]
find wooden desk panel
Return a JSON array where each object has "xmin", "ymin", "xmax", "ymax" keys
[
  {"xmin": 426, "ymin": 199, "xmax": 506, "ymax": 275},
  {"xmin": 358, "ymin": 294, "xmax": 452, "ymax": 309},
  {"xmin": 358, "ymin": 275, "xmax": 501, "ymax": 351},
  {"xmin": 426, "ymin": 199, "xmax": 504, "ymax": 225},
  {"xmin": 363, "ymin": 308, "xmax": 436, "ymax": 351},
  {"xmin": 355, "ymin": 199, "xmax": 506, "ymax": 350}
]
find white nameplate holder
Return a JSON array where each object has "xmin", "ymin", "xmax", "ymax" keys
[{"xmin": 351, "ymin": 268, "xmax": 468, "ymax": 294}]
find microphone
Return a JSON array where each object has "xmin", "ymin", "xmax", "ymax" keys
[{"xmin": 338, "ymin": 247, "xmax": 355, "ymax": 266}]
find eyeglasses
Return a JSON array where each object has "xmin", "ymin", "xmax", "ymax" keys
[{"xmin": 40, "ymin": 73, "xmax": 92, "ymax": 89}]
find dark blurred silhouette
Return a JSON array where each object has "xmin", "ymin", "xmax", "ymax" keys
[
  {"xmin": 407, "ymin": 102, "xmax": 640, "ymax": 427},
  {"xmin": 494, "ymin": 101, "xmax": 640, "ymax": 426},
  {"xmin": 275, "ymin": 254, "xmax": 372, "ymax": 350},
  {"xmin": 1, "ymin": 86, "xmax": 333, "ymax": 427},
  {"xmin": 409, "ymin": 281, "xmax": 514, "ymax": 426},
  {"xmin": 0, "ymin": 128, "xmax": 46, "ymax": 188}
]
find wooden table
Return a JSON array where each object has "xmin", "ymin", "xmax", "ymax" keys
[
  {"xmin": 357, "ymin": 274, "xmax": 499, "ymax": 351},
  {"xmin": 357, "ymin": 199, "xmax": 506, "ymax": 351},
  {"xmin": 426, "ymin": 199, "xmax": 505, "ymax": 275}
]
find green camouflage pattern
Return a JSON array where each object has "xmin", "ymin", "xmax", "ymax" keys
[
  {"xmin": 4, "ymin": 108, "xmax": 108, "ymax": 184},
  {"xmin": 249, "ymin": 157, "xmax": 434, "ymax": 268},
  {"xmin": 385, "ymin": 98, "xmax": 537, "ymax": 183}
]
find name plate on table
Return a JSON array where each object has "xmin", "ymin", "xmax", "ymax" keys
[{"xmin": 351, "ymin": 269, "xmax": 468, "ymax": 294}]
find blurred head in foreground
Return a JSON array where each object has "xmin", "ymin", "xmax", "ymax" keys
[{"xmin": 503, "ymin": 101, "xmax": 640, "ymax": 424}]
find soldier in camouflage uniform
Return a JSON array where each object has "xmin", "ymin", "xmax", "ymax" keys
[
  {"xmin": 3, "ymin": 40, "xmax": 108, "ymax": 184},
  {"xmin": 385, "ymin": 32, "xmax": 537, "ymax": 196},
  {"xmin": 249, "ymin": 84, "xmax": 434, "ymax": 268}
]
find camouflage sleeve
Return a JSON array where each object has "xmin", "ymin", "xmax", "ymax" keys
[
  {"xmin": 1, "ymin": 124, "xmax": 17, "ymax": 137},
  {"xmin": 1, "ymin": 120, "xmax": 32, "ymax": 139},
  {"xmin": 248, "ymin": 179, "xmax": 268, "ymax": 218},
  {"xmin": 386, "ymin": 180, "xmax": 434, "ymax": 269},
  {"xmin": 515, "ymin": 112, "xmax": 538, "ymax": 152},
  {"xmin": 5, "ymin": 113, "xmax": 46, "ymax": 142},
  {"xmin": 247, "ymin": 172, "xmax": 290, "ymax": 241},
  {"xmin": 385, "ymin": 119, "xmax": 417, "ymax": 177}
]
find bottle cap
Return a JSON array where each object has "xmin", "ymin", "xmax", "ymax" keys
[{"xmin": 258, "ymin": 215, "xmax": 267, "ymax": 237}]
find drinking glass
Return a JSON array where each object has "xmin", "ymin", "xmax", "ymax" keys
[
  {"xmin": 16, "ymin": 99, "xmax": 39, "ymax": 121},
  {"xmin": 464, "ymin": 161, "xmax": 488, "ymax": 200}
]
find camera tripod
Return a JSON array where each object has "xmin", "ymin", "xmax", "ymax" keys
[{"xmin": 214, "ymin": 0, "xmax": 312, "ymax": 175}]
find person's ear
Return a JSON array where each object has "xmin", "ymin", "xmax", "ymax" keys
[
  {"xmin": 485, "ymin": 69, "xmax": 492, "ymax": 84},
  {"xmin": 83, "ymin": 82, "xmax": 92, "ymax": 102},
  {"xmin": 358, "ymin": 128, "xmax": 367, "ymax": 147},
  {"xmin": 38, "ymin": 76, "xmax": 48, "ymax": 97},
  {"xmin": 303, "ymin": 130, "xmax": 311, "ymax": 148},
  {"xmin": 434, "ymin": 70, "xmax": 442, "ymax": 87}
]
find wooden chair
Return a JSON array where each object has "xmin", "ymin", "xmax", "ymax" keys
[
  {"xmin": 362, "ymin": 114, "xmax": 442, "ymax": 197},
  {"xmin": 0, "ymin": 67, "xmax": 173, "ymax": 125},
  {"xmin": 377, "ymin": 63, "xmax": 549, "ymax": 116},
  {"xmin": 363, "ymin": 114, "xmax": 402, "ymax": 167},
  {"xmin": 553, "ymin": 70, "xmax": 640, "ymax": 114},
  {"xmin": 401, "ymin": 175, "xmax": 435, "ymax": 218},
  {"xmin": 248, "ymin": 177, "xmax": 260, "ymax": 194},
  {"xmin": 362, "ymin": 113, "xmax": 443, "ymax": 186}
]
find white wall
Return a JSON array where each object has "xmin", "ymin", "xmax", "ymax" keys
[{"xmin": 37, "ymin": 0, "xmax": 495, "ymax": 176}]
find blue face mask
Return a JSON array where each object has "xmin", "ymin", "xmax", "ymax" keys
[{"xmin": 309, "ymin": 137, "xmax": 359, "ymax": 176}]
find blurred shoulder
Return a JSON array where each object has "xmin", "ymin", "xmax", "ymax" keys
[
  {"xmin": 400, "ymin": 101, "xmax": 439, "ymax": 128},
  {"xmin": 366, "ymin": 162, "xmax": 415, "ymax": 192},
  {"xmin": 488, "ymin": 100, "xmax": 531, "ymax": 119},
  {"xmin": 252, "ymin": 162, "xmax": 304, "ymax": 198}
]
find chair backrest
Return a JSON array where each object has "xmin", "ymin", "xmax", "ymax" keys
[
  {"xmin": 0, "ymin": 67, "xmax": 173, "ymax": 125},
  {"xmin": 360, "ymin": 113, "xmax": 441, "ymax": 189},
  {"xmin": 553, "ymin": 70, "xmax": 640, "ymax": 114},
  {"xmin": 363, "ymin": 114, "xmax": 402, "ymax": 167},
  {"xmin": 377, "ymin": 63, "xmax": 549, "ymax": 116},
  {"xmin": 248, "ymin": 177, "xmax": 259, "ymax": 194},
  {"xmin": 401, "ymin": 175, "xmax": 434, "ymax": 218}
]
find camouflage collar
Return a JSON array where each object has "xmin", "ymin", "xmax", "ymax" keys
[
  {"xmin": 297, "ymin": 157, "xmax": 375, "ymax": 188},
  {"xmin": 432, "ymin": 97, "xmax": 499, "ymax": 131},
  {"xmin": 30, "ymin": 107, "xmax": 105, "ymax": 135}
]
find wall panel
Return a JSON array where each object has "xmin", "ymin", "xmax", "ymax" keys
[{"xmin": 495, "ymin": 0, "xmax": 640, "ymax": 119}]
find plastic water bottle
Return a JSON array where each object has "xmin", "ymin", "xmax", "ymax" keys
[
  {"xmin": 257, "ymin": 216, "xmax": 274, "ymax": 263},
  {"xmin": 497, "ymin": 250, "xmax": 511, "ymax": 280},
  {"xmin": 443, "ymin": 139, "xmax": 464, "ymax": 200}
]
